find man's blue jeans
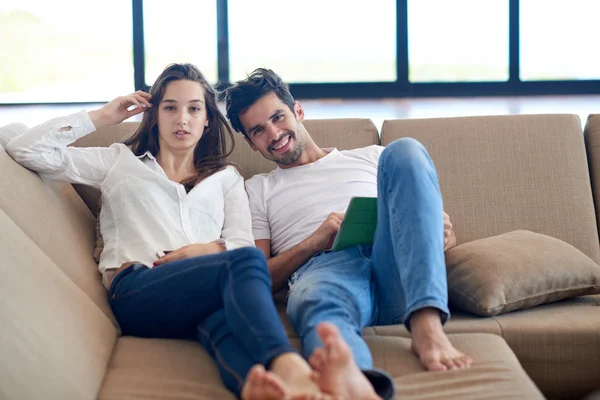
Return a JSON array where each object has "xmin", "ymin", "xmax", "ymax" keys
[
  {"xmin": 286, "ymin": 138, "xmax": 450, "ymax": 369},
  {"xmin": 109, "ymin": 247, "xmax": 296, "ymax": 396}
]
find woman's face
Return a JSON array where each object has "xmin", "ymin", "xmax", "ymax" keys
[{"xmin": 156, "ymin": 79, "xmax": 209, "ymax": 152}]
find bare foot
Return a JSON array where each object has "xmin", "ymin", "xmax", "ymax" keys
[
  {"xmin": 241, "ymin": 365, "xmax": 289, "ymax": 400},
  {"xmin": 308, "ymin": 323, "xmax": 381, "ymax": 400},
  {"xmin": 409, "ymin": 308, "xmax": 473, "ymax": 371},
  {"xmin": 270, "ymin": 352, "xmax": 338, "ymax": 399}
]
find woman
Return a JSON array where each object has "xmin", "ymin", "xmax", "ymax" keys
[{"xmin": 5, "ymin": 63, "xmax": 350, "ymax": 400}]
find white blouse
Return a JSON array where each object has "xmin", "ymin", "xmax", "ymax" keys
[{"xmin": 5, "ymin": 111, "xmax": 254, "ymax": 288}]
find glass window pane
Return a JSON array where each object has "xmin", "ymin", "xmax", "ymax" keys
[
  {"xmin": 520, "ymin": 0, "xmax": 600, "ymax": 81},
  {"xmin": 0, "ymin": 1, "xmax": 133, "ymax": 103},
  {"xmin": 228, "ymin": 0, "xmax": 396, "ymax": 83},
  {"xmin": 408, "ymin": 0, "xmax": 509, "ymax": 82},
  {"xmin": 144, "ymin": 1, "xmax": 218, "ymax": 85}
]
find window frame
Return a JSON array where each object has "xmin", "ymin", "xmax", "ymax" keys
[{"xmin": 2, "ymin": 0, "xmax": 598, "ymax": 105}]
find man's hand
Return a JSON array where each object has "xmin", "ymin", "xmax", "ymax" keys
[
  {"xmin": 304, "ymin": 212, "xmax": 344, "ymax": 253},
  {"xmin": 443, "ymin": 212, "xmax": 457, "ymax": 251},
  {"xmin": 153, "ymin": 242, "xmax": 225, "ymax": 267}
]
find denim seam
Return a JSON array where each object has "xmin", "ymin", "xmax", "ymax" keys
[
  {"xmin": 226, "ymin": 263, "xmax": 294, "ymax": 366},
  {"xmin": 111, "ymin": 289, "xmax": 142, "ymax": 302},
  {"xmin": 196, "ymin": 325, "xmax": 244, "ymax": 392}
]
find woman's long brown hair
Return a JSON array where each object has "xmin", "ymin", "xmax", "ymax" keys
[{"xmin": 123, "ymin": 63, "xmax": 235, "ymax": 190}]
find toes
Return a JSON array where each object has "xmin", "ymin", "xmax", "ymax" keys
[
  {"xmin": 444, "ymin": 358, "xmax": 460, "ymax": 370},
  {"xmin": 291, "ymin": 394, "xmax": 318, "ymax": 400},
  {"xmin": 446, "ymin": 353, "xmax": 473, "ymax": 370},
  {"xmin": 242, "ymin": 365, "xmax": 292, "ymax": 400},
  {"xmin": 246, "ymin": 365, "xmax": 265, "ymax": 385},
  {"xmin": 324, "ymin": 336, "xmax": 338, "ymax": 358},
  {"xmin": 262, "ymin": 371, "xmax": 288, "ymax": 396},
  {"xmin": 451, "ymin": 357, "xmax": 465, "ymax": 369},
  {"xmin": 460, "ymin": 354, "xmax": 473, "ymax": 368},
  {"xmin": 248, "ymin": 364, "xmax": 265, "ymax": 376},
  {"xmin": 425, "ymin": 360, "xmax": 447, "ymax": 372},
  {"xmin": 316, "ymin": 322, "xmax": 340, "ymax": 344},
  {"xmin": 309, "ymin": 371, "xmax": 321, "ymax": 383},
  {"xmin": 454, "ymin": 355, "xmax": 470, "ymax": 369},
  {"xmin": 241, "ymin": 365, "xmax": 264, "ymax": 399},
  {"xmin": 309, "ymin": 348, "xmax": 326, "ymax": 372}
]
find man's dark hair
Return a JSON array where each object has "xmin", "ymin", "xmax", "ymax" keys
[{"xmin": 219, "ymin": 68, "xmax": 295, "ymax": 138}]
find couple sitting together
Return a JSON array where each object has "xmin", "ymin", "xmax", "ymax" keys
[{"xmin": 4, "ymin": 63, "xmax": 472, "ymax": 400}]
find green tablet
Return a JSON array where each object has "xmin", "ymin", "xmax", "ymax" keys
[{"xmin": 331, "ymin": 197, "xmax": 378, "ymax": 251}]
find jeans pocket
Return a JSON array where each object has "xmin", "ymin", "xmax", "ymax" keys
[{"xmin": 110, "ymin": 264, "xmax": 147, "ymax": 302}]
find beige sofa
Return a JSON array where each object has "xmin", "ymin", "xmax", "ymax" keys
[{"xmin": 2, "ymin": 113, "xmax": 600, "ymax": 400}]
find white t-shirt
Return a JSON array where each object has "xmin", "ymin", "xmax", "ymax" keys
[{"xmin": 245, "ymin": 145, "xmax": 384, "ymax": 256}]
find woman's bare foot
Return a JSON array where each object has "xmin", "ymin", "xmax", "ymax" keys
[
  {"xmin": 308, "ymin": 323, "xmax": 381, "ymax": 400},
  {"xmin": 241, "ymin": 365, "xmax": 289, "ymax": 400},
  {"xmin": 241, "ymin": 362, "xmax": 339, "ymax": 400},
  {"xmin": 270, "ymin": 352, "xmax": 337, "ymax": 399},
  {"xmin": 409, "ymin": 308, "xmax": 473, "ymax": 371}
]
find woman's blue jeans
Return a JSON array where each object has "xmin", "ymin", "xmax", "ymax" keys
[{"xmin": 109, "ymin": 246, "xmax": 296, "ymax": 396}]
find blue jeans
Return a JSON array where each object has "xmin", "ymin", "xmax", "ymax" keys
[
  {"xmin": 287, "ymin": 138, "xmax": 450, "ymax": 370},
  {"xmin": 109, "ymin": 246, "xmax": 296, "ymax": 397}
]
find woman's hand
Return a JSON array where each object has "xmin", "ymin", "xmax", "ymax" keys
[
  {"xmin": 89, "ymin": 90, "xmax": 152, "ymax": 128},
  {"xmin": 153, "ymin": 242, "xmax": 226, "ymax": 267},
  {"xmin": 443, "ymin": 212, "xmax": 457, "ymax": 251}
]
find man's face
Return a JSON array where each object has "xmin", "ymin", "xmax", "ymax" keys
[{"xmin": 239, "ymin": 92, "xmax": 307, "ymax": 167}]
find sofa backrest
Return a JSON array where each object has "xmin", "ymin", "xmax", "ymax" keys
[
  {"xmin": 0, "ymin": 146, "xmax": 116, "ymax": 323},
  {"xmin": 584, "ymin": 114, "xmax": 600, "ymax": 237},
  {"xmin": 0, "ymin": 208, "xmax": 116, "ymax": 400},
  {"xmin": 71, "ymin": 118, "xmax": 380, "ymax": 215},
  {"xmin": 381, "ymin": 114, "xmax": 600, "ymax": 263}
]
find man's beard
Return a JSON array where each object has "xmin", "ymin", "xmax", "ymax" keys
[{"xmin": 267, "ymin": 130, "xmax": 305, "ymax": 166}]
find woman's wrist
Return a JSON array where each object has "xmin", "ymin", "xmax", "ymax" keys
[{"xmin": 88, "ymin": 109, "xmax": 106, "ymax": 128}]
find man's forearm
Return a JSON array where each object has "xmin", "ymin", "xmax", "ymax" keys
[{"xmin": 268, "ymin": 239, "xmax": 318, "ymax": 293}]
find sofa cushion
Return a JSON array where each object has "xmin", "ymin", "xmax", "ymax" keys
[
  {"xmin": 368, "ymin": 334, "xmax": 543, "ymax": 400},
  {"xmin": 381, "ymin": 114, "xmax": 600, "ymax": 264},
  {"xmin": 0, "ymin": 146, "xmax": 115, "ymax": 324},
  {"xmin": 98, "ymin": 337, "xmax": 235, "ymax": 400},
  {"xmin": 494, "ymin": 294, "xmax": 600, "ymax": 400},
  {"xmin": 99, "ymin": 333, "xmax": 542, "ymax": 400},
  {"xmin": 0, "ymin": 122, "xmax": 28, "ymax": 147},
  {"xmin": 444, "ymin": 230, "xmax": 600, "ymax": 316},
  {"xmin": 0, "ymin": 209, "xmax": 116, "ymax": 400}
]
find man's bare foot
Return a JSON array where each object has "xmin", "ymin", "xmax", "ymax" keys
[
  {"xmin": 409, "ymin": 308, "xmax": 473, "ymax": 371},
  {"xmin": 241, "ymin": 365, "xmax": 289, "ymax": 400},
  {"xmin": 308, "ymin": 323, "xmax": 381, "ymax": 400}
]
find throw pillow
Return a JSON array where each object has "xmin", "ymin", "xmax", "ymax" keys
[{"xmin": 445, "ymin": 230, "xmax": 600, "ymax": 316}]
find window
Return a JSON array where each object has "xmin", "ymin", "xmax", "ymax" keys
[
  {"xmin": 520, "ymin": 0, "xmax": 600, "ymax": 81},
  {"xmin": 143, "ymin": 1, "xmax": 218, "ymax": 85},
  {"xmin": 408, "ymin": 0, "xmax": 509, "ymax": 82},
  {"xmin": 228, "ymin": 0, "xmax": 397, "ymax": 83},
  {"xmin": 0, "ymin": 0, "xmax": 133, "ymax": 103}
]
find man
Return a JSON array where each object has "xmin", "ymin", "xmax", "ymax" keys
[{"xmin": 220, "ymin": 68, "xmax": 471, "ymax": 396}]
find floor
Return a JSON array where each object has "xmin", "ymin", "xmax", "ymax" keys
[{"xmin": 0, "ymin": 95, "xmax": 598, "ymax": 131}]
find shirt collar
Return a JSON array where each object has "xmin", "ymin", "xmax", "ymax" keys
[{"xmin": 136, "ymin": 151, "xmax": 156, "ymax": 161}]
